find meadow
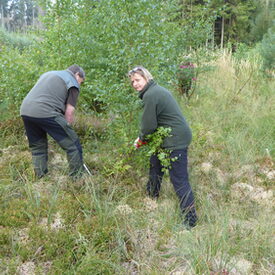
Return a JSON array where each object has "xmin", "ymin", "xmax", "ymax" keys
[{"xmin": 0, "ymin": 50, "xmax": 274, "ymax": 274}]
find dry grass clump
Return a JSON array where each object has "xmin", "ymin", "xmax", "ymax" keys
[
  {"xmin": 231, "ymin": 182, "xmax": 273, "ymax": 204},
  {"xmin": 142, "ymin": 197, "xmax": 158, "ymax": 213},
  {"xmin": 17, "ymin": 261, "xmax": 52, "ymax": 275},
  {"xmin": 115, "ymin": 204, "xmax": 133, "ymax": 215},
  {"xmin": 39, "ymin": 212, "xmax": 65, "ymax": 231},
  {"xmin": 17, "ymin": 261, "xmax": 35, "ymax": 275}
]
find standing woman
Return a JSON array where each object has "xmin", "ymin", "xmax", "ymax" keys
[{"xmin": 128, "ymin": 66, "xmax": 197, "ymax": 228}]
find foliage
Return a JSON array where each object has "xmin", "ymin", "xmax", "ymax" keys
[
  {"xmin": 1, "ymin": 0, "xmax": 266, "ymax": 115},
  {"xmin": 222, "ymin": 0, "xmax": 256, "ymax": 44},
  {"xmin": 249, "ymin": 0, "xmax": 275, "ymax": 42},
  {"xmin": 182, "ymin": 0, "xmax": 259, "ymax": 46},
  {"xmin": 0, "ymin": 45, "xmax": 41, "ymax": 116},
  {"xmin": 259, "ymin": 24, "xmax": 275, "ymax": 71},
  {"xmin": 33, "ymin": 0, "xmax": 214, "ymax": 113},
  {"xmin": 177, "ymin": 0, "xmax": 215, "ymax": 49},
  {"xmin": 145, "ymin": 127, "xmax": 178, "ymax": 172}
]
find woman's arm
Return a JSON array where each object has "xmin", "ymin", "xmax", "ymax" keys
[{"xmin": 140, "ymin": 94, "xmax": 158, "ymax": 140}]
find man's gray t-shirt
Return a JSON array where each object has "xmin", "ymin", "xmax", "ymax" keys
[{"xmin": 20, "ymin": 70, "xmax": 79, "ymax": 118}]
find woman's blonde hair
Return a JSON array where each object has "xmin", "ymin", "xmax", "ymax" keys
[{"xmin": 128, "ymin": 66, "xmax": 153, "ymax": 82}]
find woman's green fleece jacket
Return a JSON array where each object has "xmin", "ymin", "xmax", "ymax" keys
[{"xmin": 138, "ymin": 80, "xmax": 192, "ymax": 150}]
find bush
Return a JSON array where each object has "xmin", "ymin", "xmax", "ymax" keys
[
  {"xmin": 0, "ymin": 46, "xmax": 42, "ymax": 117},
  {"xmin": 0, "ymin": 27, "xmax": 34, "ymax": 50},
  {"xmin": 176, "ymin": 57, "xmax": 196, "ymax": 98},
  {"xmin": 260, "ymin": 24, "xmax": 275, "ymax": 71}
]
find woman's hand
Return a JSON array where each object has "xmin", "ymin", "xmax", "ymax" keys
[{"xmin": 134, "ymin": 137, "xmax": 147, "ymax": 149}]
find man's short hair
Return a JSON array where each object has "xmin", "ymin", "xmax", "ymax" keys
[{"xmin": 67, "ymin": 64, "xmax": 85, "ymax": 79}]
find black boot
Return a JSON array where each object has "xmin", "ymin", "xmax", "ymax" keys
[{"xmin": 183, "ymin": 208, "xmax": 197, "ymax": 229}]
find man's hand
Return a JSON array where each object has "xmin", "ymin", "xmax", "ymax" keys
[
  {"xmin": 134, "ymin": 137, "xmax": 147, "ymax": 149},
  {"xmin": 65, "ymin": 104, "xmax": 75, "ymax": 125}
]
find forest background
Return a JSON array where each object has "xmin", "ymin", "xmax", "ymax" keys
[{"xmin": 0, "ymin": 0, "xmax": 274, "ymax": 274}]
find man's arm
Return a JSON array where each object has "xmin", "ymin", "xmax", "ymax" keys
[
  {"xmin": 65, "ymin": 87, "xmax": 79, "ymax": 124},
  {"xmin": 65, "ymin": 103, "xmax": 75, "ymax": 124}
]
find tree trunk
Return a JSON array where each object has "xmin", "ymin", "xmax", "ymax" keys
[
  {"xmin": 1, "ymin": 5, "xmax": 4, "ymax": 28},
  {"xmin": 212, "ymin": 22, "xmax": 215, "ymax": 49},
  {"xmin": 220, "ymin": 16, "xmax": 224, "ymax": 49}
]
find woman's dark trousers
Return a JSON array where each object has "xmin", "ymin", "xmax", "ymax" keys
[
  {"xmin": 22, "ymin": 115, "xmax": 84, "ymax": 179},
  {"xmin": 147, "ymin": 148, "xmax": 197, "ymax": 227}
]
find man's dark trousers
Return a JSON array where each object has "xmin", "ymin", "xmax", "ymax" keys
[{"xmin": 22, "ymin": 115, "xmax": 83, "ymax": 178}]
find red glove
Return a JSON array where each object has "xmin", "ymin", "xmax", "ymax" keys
[{"xmin": 134, "ymin": 137, "xmax": 147, "ymax": 149}]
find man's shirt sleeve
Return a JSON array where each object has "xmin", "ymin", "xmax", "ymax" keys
[{"xmin": 66, "ymin": 87, "xmax": 79, "ymax": 107}]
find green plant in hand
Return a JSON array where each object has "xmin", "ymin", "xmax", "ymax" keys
[{"xmin": 146, "ymin": 127, "xmax": 177, "ymax": 172}]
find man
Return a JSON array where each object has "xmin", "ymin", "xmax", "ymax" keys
[{"xmin": 20, "ymin": 64, "xmax": 85, "ymax": 179}]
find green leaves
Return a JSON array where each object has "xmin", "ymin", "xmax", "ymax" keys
[
  {"xmin": 146, "ymin": 127, "xmax": 177, "ymax": 172},
  {"xmin": 33, "ymin": 0, "xmax": 189, "ymax": 112},
  {"xmin": 0, "ymin": 0, "xmax": 217, "ymax": 115}
]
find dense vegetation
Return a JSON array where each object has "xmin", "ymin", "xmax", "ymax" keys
[{"xmin": 0, "ymin": 0, "xmax": 274, "ymax": 274}]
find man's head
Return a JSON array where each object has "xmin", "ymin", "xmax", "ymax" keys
[{"xmin": 67, "ymin": 64, "xmax": 85, "ymax": 85}]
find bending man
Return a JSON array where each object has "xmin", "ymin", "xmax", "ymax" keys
[{"xmin": 20, "ymin": 64, "xmax": 85, "ymax": 179}]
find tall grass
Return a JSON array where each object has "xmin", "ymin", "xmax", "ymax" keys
[
  {"xmin": 0, "ymin": 50, "xmax": 274, "ymax": 274},
  {"xmin": 189, "ymin": 50, "xmax": 274, "ymax": 164},
  {"xmin": 0, "ymin": 27, "xmax": 35, "ymax": 50}
]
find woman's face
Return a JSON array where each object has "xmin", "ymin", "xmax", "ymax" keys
[{"xmin": 130, "ymin": 73, "xmax": 148, "ymax": 92}]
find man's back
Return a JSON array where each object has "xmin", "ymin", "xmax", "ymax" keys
[{"xmin": 20, "ymin": 71, "xmax": 69, "ymax": 118}]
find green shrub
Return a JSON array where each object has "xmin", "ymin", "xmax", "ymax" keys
[
  {"xmin": 260, "ymin": 24, "xmax": 275, "ymax": 71},
  {"xmin": 0, "ymin": 27, "xmax": 34, "ymax": 50},
  {"xmin": 0, "ymin": 44, "xmax": 45, "ymax": 118}
]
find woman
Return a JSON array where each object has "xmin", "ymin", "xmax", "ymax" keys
[{"xmin": 128, "ymin": 66, "xmax": 197, "ymax": 228}]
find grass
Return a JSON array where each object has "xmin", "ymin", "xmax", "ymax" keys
[{"xmin": 0, "ymin": 51, "xmax": 274, "ymax": 274}]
